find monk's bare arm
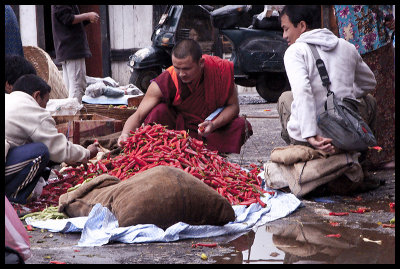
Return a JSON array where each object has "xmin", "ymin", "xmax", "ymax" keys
[
  {"xmin": 213, "ymin": 84, "xmax": 240, "ymax": 129},
  {"xmin": 198, "ymin": 85, "xmax": 240, "ymax": 135},
  {"xmin": 118, "ymin": 82, "xmax": 163, "ymax": 146}
]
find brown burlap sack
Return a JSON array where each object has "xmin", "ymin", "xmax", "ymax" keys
[
  {"xmin": 270, "ymin": 145, "xmax": 329, "ymax": 165},
  {"xmin": 58, "ymin": 174, "xmax": 120, "ymax": 217},
  {"xmin": 59, "ymin": 166, "xmax": 235, "ymax": 229},
  {"xmin": 264, "ymin": 152, "xmax": 363, "ymax": 197}
]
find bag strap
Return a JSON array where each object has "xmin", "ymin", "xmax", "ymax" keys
[{"xmin": 307, "ymin": 44, "xmax": 332, "ymax": 95}]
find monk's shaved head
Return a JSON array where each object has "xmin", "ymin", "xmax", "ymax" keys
[{"xmin": 172, "ymin": 39, "xmax": 202, "ymax": 63}]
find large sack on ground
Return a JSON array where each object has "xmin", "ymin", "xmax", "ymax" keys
[
  {"xmin": 59, "ymin": 166, "xmax": 235, "ymax": 229},
  {"xmin": 58, "ymin": 174, "xmax": 120, "ymax": 217}
]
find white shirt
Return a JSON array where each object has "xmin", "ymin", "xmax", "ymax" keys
[{"xmin": 5, "ymin": 91, "xmax": 89, "ymax": 163}]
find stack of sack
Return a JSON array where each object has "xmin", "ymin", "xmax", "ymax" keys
[{"xmin": 263, "ymin": 145, "xmax": 364, "ymax": 197}]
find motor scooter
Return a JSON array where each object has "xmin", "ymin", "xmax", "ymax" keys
[
  {"xmin": 127, "ymin": 5, "xmax": 215, "ymax": 92},
  {"xmin": 210, "ymin": 5, "xmax": 290, "ymax": 102}
]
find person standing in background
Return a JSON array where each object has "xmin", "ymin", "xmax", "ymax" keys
[
  {"xmin": 334, "ymin": 5, "xmax": 395, "ymax": 170},
  {"xmin": 5, "ymin": 5, "xmax": 24, "ymax": 57},
  {"xmin": 51, "ymin": 5, "xmax": 99, "ymax": 103}
]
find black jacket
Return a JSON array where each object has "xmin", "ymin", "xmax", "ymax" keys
[{"xmin": 51, "ymin": 5, "xmax": 92, "ymax": 63}]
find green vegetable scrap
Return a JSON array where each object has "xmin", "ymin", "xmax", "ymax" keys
[{"xmin": 20, "ymin": 206, "xmax": 67, "ymax": 221}]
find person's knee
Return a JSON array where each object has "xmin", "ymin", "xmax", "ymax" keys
[
  {"xmin": 360, "ymin": 94, "xmax": 377, "ymax": 130},
  {"xmin": 146, "ymin": 103, "xmax": 170, "ymax": 120},
  {"xmin": 277, "ymin": 91, "xmax": 293, "ymax": 112},
  {"xmin": 33, "ymin": 142, "xmax": 50, "ymax": 164},
  {"xmin": 365, "ymin": 93, "xmax": 377, "ymax": 110},
  {"xmin": 35, "ymin": 142, "xmax": 49, "ymax": 156},
  {"xmin": 144, "ymin": 103, "xmax": 176, "ymax": 128}
]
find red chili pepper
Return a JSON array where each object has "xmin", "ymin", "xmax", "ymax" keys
[
  {"xmin": 369, "ymin": 146, "xmax": 382, "ymax": 152},
  {"xmin": 98, "ymin": 161, "xmax": 108, "ymax": 173},
  {"xmin": 329, "ymin": 212, "xmax": 349, "ymax": 216},
  {"xmin": 381, "ymin": 224, "xmax": 395, "ymax": 228},
  {"xmin": 192, "ymin": 243, "xmax": 218, "ymax": 248},
  {"xmin": 350, "ymin": 207, "xmax": 370, "ymax": 214},
  {"xmin": 115, "ymin": 166, "xmax": 122, "ymax": 178},
  {"xmin": 26, "ymin": 225, "xmax": 34, "ymax": 231},
  {"xmin": 184, "ymin": 148, "xmax": 198, "ymax": 156},
  {"xmin": 325, "ymin": 234, "xmax": 341, "ymax": 238},
  {"xmin": 239, "ymin": 198, "xmax": 257, "ymax": 206},
  {"xmin": 256, "ymin": 195, "xmax": 266, "ymax": 207}
]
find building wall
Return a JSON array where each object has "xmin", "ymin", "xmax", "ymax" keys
[
  {"xmin": 108, "ymin": 5, "xmax": 153, "ymax": 85},
  {"xmin": 19, "ymin": 5, "xmax": 38, "ymax": 47}
]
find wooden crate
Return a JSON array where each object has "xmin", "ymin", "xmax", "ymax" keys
[
  {"xmin": 80, "ymin": 96, "xmax": 143, "ymax": 125},
  {"xmin": 127, "ymin": 95, "xmax": 144, "ymax": 107},
  {"xmin": 53, "ymin": 113, "xmax": 123, "ymax": 145},
  {"xmin": 81, "ymin": 105, "xmax": 136, "ymax": 125}
]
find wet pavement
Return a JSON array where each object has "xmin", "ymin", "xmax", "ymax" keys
[{"xmin": 25, "ymin": 94, "xmax": 395, "ymax": 264}]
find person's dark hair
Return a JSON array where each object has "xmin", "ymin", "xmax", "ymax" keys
[
  {"xmin": 5, "ymin": 55, "xmax": 37, "ymax": 85},
  {"xmin": 172, "ymin": 39, "xmax": 203, "ymax": 62},
  {"xmin": 280, "ymin": 5, "xmax": 321, "ymax": 30},
  {"xmin": 12, "ymin": 74, "xmax": 51, "ymax": 98}
]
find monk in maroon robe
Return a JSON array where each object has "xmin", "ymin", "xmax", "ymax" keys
[{"xmin": 118, "ymin": 39, "xmax": 252, "ymax": 154}]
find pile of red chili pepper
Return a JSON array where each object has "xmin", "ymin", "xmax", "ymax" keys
[
  {"xmin": 17, "ymin": 123, "xmax": 270, "ymax": 213},
  {"xmin": 109, "ymin": 123, "xmax": 270, "ymax": 206}
]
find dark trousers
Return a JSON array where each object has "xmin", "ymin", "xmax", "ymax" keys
[{"xmin": 5, "ymin": 142, "xmax": 50, "ymax": 204}]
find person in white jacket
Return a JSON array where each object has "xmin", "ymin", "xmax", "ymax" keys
[
  {"xmin": 5, "ymin": 74, "xmax": 99, "ymax": 204},
  {"xmin": 277, "ymin": 5, "xmax": 377, "ymax": 154}
]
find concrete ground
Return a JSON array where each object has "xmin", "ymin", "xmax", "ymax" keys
[{"xmin": 25, "ymin": 93, "xmax": 395, "ymax": 264}]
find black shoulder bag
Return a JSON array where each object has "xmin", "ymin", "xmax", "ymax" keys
[{"xmin": 307, "ymin": 44, "xmax": 377, "ymax": 152}]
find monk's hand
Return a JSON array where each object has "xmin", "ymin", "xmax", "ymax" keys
[
  {"xmin": 198, "ymin": 120, "xmax": 214, "ymax": 137},
  {"xmin": 306, "ymin": 135, "xmax": 336, "ymax": 154},
  {"xmin": 117, "ymin": 133, "xmax": 129, "ymax": 148}
]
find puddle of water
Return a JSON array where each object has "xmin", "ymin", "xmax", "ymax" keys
[{"xmin": 213, "ymin": 216, "xmax": 395, "ymax": 264}]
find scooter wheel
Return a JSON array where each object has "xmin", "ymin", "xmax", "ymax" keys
[
  {"xmin": 256, "ymin": 72, "xmax": 290, "ymax": 102},
  {"xmin": 129, "ymin": 67, "xmax": 162, "ymax": 93}
]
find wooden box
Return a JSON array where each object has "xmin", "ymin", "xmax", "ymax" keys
[
  {"xmin": 80, "ymin": 95, "xmax": 143, "ymax": 125},
  {"xmin": 127, "ymin": 95, "xmax": 144, "ymax": 107},
  {"xmin": 53, "ymin": 113, "xmax": 123, "ymax": 145}
]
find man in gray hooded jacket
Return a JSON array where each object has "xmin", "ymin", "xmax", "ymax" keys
[{"xmin": 277, "ymin": 5, "xmax": 377, "ymax": 155}]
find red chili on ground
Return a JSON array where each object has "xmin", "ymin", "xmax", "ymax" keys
[
  {"xmin": 325, "ymin": 234, "xmax": 341, "ymax": 238},
  {"xmin": 329, "ymin": 212, "xmax": 349, "ymax": 216},
  {"xmin": 192, "ymin": 243, "xmax": 218, "ymax": 248}
]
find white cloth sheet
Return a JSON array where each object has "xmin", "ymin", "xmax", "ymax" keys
[{"xmin": 26, "ymin": 188, "xmax": 301, "ymax": 247}]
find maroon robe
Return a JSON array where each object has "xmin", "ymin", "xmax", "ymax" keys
[{"xmin": 144, "ymin": 55, "xmax": 253, "ymax": 153}]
